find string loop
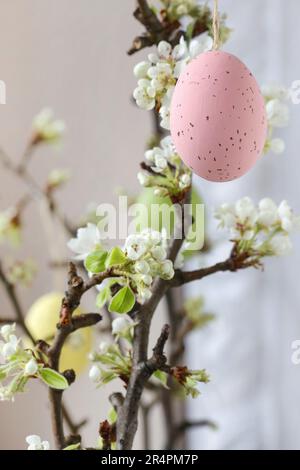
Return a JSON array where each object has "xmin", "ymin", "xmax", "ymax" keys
[{"xmin": 213, "ymin": 0, "xmax": 220, "ymax": 50}]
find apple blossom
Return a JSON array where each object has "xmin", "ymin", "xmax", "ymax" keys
[{"xmin": 26, "ymin": 435, "xmax": 50, "ymax": 451}]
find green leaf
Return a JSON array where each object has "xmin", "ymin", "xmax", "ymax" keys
[
  {"xmin": 108, "ymin": 407, "xmax": 117, "ymax": 424},
  {"xmin": 105, "ymin": 247, "xmax": 127, "ymax": 268},
  {"xmin": 108, "ymin": 286, "xmax": 135, "ymax": 314},
  {"xmin": 96, "ymin": 288, "xmax": 110, "ymax": 309},
  {"xmin": 186, "ymin": 21, "xmax": 195, "ymax": 40},
  {"xmin": 38, "ymin": 368, "xmax": 69, "ymax": 390},
  {"xmin": 84, "ymin": 250, "xmax": 108, "ymax": 274},
  {"xmin": 63, "ymin": 443, "xmax": 81, "ymax": 450},
  {"xmin": 153, "ymin": 370, "xmax": 169, "ymax": 389}
]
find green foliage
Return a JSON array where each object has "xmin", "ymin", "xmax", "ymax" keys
[
  {"xmin": 38, "ymin": 368, "xmax": 69, "ymax": 390},
  {"xmin": 109, "ymin": 286, "xmax": 135, "ymax": 314},
  {"xmin": 105, "ymin": 247, "xmax": 127, "ymax": 268},
  {"xmin": 184, "ymin": 297, "xmax": 215, "ymax": 329},
  {"xmin": 85, "ymin": 250, "xmax": 108, "ymax": 274}
]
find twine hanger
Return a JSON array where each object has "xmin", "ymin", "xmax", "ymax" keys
[{"xmin": 212, "ymin": 0, "xmax": 220, "ymax": 50}]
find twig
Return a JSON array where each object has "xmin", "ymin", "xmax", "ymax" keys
[
  {"xmin": 0, "ymin": 261, "xmax": 35, "ymax": 343},
  {"xmin": 0, "ymin": 147, "xmax": 75, "ymax": 237},
  {"xmin": 44, "ymin": 263, "xmax": 105, "ymax": 449},
  {"xmin": 165, "ymin": 419, "xmax": 217, "ymax": 450},
  {"xmin": 0, "ymin": 317, "xmax": 21, "ymax": 325},
  {"xmin": 116, "ymin": 324, "xmax": 170, "ymax": 449},
  {"xmin": 172, "ymin": 250, "xmax": 252, "ymax": 287},
  {"xmin": 116, "ymin": 188, "xmax": 191, "ymax": 450}
]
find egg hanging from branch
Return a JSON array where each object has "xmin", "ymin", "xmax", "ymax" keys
[{"xmin": 170, "ymin": 51, "xmax": 267, "ymax": 182}]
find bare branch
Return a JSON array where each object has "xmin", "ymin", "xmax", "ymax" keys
[
  {"xmin": 0, "ymin": 147, "xmax": 75, "ymax": 237},
  {"xmin": 0, "ymin": 260, "xmax": 35, "ymax": 343},
  {"xmin": 116, "ymin": 324, "xmax": 170, "ymax": 450},
  {"xmin": 165, "ymin": 419, "xmax": 217, "ymax": 450},
  {"xmin": 172, "ymin": 250, "xmax": 254, "ymax": 287}
]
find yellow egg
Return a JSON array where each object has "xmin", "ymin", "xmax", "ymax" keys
[{"xmin": 25, "ymin": 292, "xmax": 92, "ymax": 375}]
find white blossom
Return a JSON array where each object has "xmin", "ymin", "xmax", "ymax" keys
[
  {"xmin": 133, "ymin": 79, "xmax": 156, "ymax": 110},
  {"xmin": 24, "ymin": 358, "xmax": 38, "ymax": 376},
  {"xmin": 151, "ymin": 245, "xmax": 167, "ymax": 262},
  {"xmin": 215, "ymin": 203, "xmax": 236, "ymax": 229},
  {"xmin": 258, "ymin": 198, "xmax": 278, "ymax": 226},
  {"xmin": 26, "ymin": 435, "xmax": 50, "ymax": 451},
  {"xmin": 1, "ymin": 334, "xmax": 19, "ymax": 359},
  {"xmin": 216, "ymin": 197, "xmax": 299, "ymax": 259},
  {"xmin": 235, "ymin": 197, "xmax": 257, "ymax": 225},
  {"xmin": 179, "ymin": 173, "xmax": 191, "ymax": 189},
  {"xmin": 98, "ymin": 341, "xmax": 110, "ymax": 354},
  {"xmin": 141, "ymin": 274, "xmax": 153, "ymax": 286},
  {"xmin": 261, "ymin": 83, "xmax": 289, "ymax": 101},
  {"xmin": 67, "ymin": 223, "xmax": 104, "ymax": 260},
  {"xmin": 266, "ymin": 99, "xmax": 289, "ymax": 128},
  {"xmin": 125, "ymin": 234, "xmax": 148, "ymax": 260},
  {"xmin": 137, "ymin": 171, "xmax": 152, "ymax": 187},
  {"xmin": 135, "ymin": 259, "xmax": 150, "ymax": 274},
  {"xmin": 89, "ymin": 365, "xmax": 101, "ymax": 383},
  {"xmin": 0, "ymin": 323, "xmax": 16, "ymax": 342},
  {"xmin": 160, "ymin": 260, "xmax": 175, "ymax": 280},
  {"xmin": 112, "ymin": 316, "xmax": 132, "ymax": 336},
  {"xmin": 133, "ymin": 33, "xmax": 212, "ymax": 130},
  {"xmin": 0, "ymin": 207, "xmax": 20, "ymax": 246},
  {"xmin": 262, "ymin": 84, "xmax": 290, "ymax": 155},
  {"xmin": 32, "ymin": 108, "xmax": 65, "ymax": 144},
  {"xmin": 269, "ymin": 234, "xmax": 292, "ymax": 256},
  {"xmin": 137, "ymin": 287, "xmax": 152, "ymax": 304},
  {"xmin": 133, "ymin": 61, "xmax": 151, "ymax": 79},
  {"xmin": 269, "ymin": 138, "xmax": 285, "ymax": 154}
]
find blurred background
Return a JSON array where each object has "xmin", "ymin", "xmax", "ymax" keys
[{"xmin": 0, "ymin": 0, "xmax": 299, "ymax": 450}]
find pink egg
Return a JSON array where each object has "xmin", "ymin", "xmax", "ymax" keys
[{"xmin": 170, "ymin": 51, "xmax": 267, "ymax": 182}]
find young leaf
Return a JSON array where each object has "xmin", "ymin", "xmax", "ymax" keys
[
  {"xmin": 63, "ymin": 443, "xmax": 81, "ymax": 450},
  {"xmin": 96, "ymin": 288, "xmax": 110, "ymax": 308},
  {"xmin": 85, "ymin": 250, "xmax": 108, "ymax": 274},
  {"xmin": 108, "ymin": 407, "xmax": 117, "ymax": 424},
  {"xmin": 105, "ymin": 247, "xmax": 127, "ymax": 268},
  {"xmin": 153, "ymin": 370, "xmax": 169, "ymax": 389},
  {"xmin": 38, "ymin": 368, "xmax": 69, "ymax": 390},
  {"xmin": 108, "ymin": 286, "xmax": 135, "ymax": 314}
]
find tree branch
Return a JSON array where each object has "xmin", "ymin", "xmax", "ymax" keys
[
  {"xmin": 165, "ymin": 419, "xmax": 217, "ymax": 450},
  {"xmin": 116, "ymin": 324, "xmax": 170, "ymax": 449},
  {"xmin": 0, "ymin": 260, "xmax": 35, "ymax": 343},
  {"xmin": 172, "ymin": 250, "xmax": 253, "ymax": 287},
  {"xmin": 0, "ymin": 147, "xmax": 75, "ymax": 237}
]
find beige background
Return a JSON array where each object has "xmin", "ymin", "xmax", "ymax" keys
[{"xmin": 0, "ymin": 0, "xmax": 158, "ymax": 450}]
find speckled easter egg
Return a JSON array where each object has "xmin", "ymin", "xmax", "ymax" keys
[{"xmin": 170, "ymin": 51, "xmax": 267, "ymax": 182}]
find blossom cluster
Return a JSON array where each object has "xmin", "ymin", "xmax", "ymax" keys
[
  {"xmin": 0, "ymin": 324, "xmax": 68, "ymax": 401},
  {"xmin": 262, "ymin": 84, "xmax": 290, "ymax": 155},
  {"xmin": 159, "ymin": 0, "xmax": 230, "ymax": 44},
  {"xmin": 0, "ymin": 207, "xmax": 21, "ymax": 247},
  {"xmin": 138, "ymin": 135, "xmax": 191, "ymax": 198},
  {"xmin": 7, "ymin": 259, "xmax": 37, "ymax": 286},
  {"xmin": 32, "ymin": 108, "xmax": 65, "ymax": 145},
  {"xmin": 47, "ymin": 168, "xmax": 70, "ymax": 191},
  {"xmin": 215, "ymin": 197, "xmax": 300, "ymax": 258},
  {"xmin": 89, "ymin": 341, "xmax": 132, "ymax": 387},
  {"xmin": 89, "ymin": 317, "xmax": 135, "ymax": 386},
  {"xmin": 161, "ymin": 0, "xmax": 200, "ymax": 21},
  {"xmin": 26, "ymin": 435, "xmax": 50, "ymax": 451},
  {"xmin": 68, "ymin": 225, "xmax": 175, "ymax": 312},
  {"xmin": 133, "ymin": 33, "xmax": 213, "ymax": 129}
]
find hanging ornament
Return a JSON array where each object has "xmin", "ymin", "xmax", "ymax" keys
[{"xmin": 170, "ymin": 0, "xmax": 267, "ymax": 182}]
